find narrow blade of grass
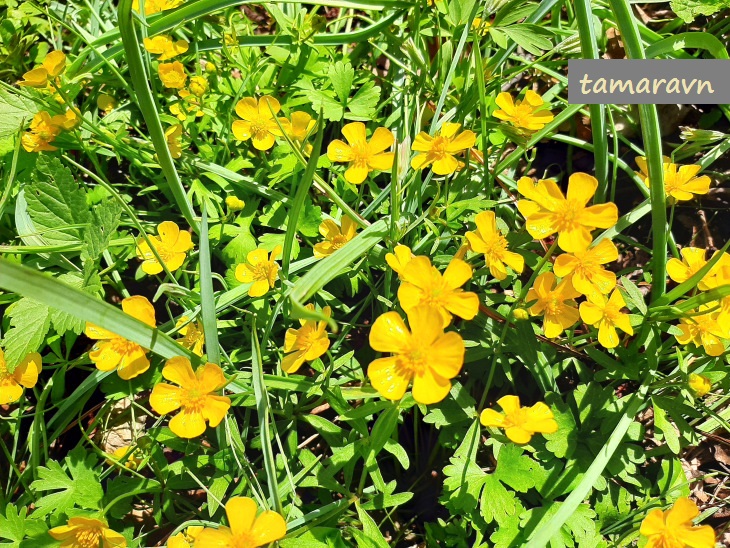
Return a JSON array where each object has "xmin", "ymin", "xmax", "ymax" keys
[{"xmin": 198, "ymin": 207, "xmax": 220, "ymax": 365}]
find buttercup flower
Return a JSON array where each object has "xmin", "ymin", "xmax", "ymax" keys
[
  {"xmin": 385, "ymin": 245, "xmax": 415, "ymax": 279},
  {"xmin": 18, "ymin": 50, "xmax": 66, "ymax": 88},
  {"xmin": 667, "ymin": 247, "xmax": 721, "ymax": 292},
  {"xmin": 176, "ymin": 316, "xmax": 205, "ymax": 356},
  {"xmin": 526, "ymin": 272, "xmax": 580, "ymax": 338},
  {"xmin": 553, "ymin": 238, "xmax": 618, "ymax": 296},
  {"xmin": 158, "ymin": 61, "xmax": 187, "ymax": 89},
  {"xmin": 132, "ymin": 0, "xmax": 184, "ymax": 15},
  {"xmin": 188, "ymin": 76, "xmax": 208, "ymax": 97},
  {"xmin": 282, "ymin": 305, "xmax": 331, "ymax": 373},
  {"xmin": 493, "ymin": 90, "xmax": 554, "ymax": 132},
  {"xmin": 639, "ymin": 497, "xmax": 715, "ymax": 548},
  {"xmin": 689, "ymin": 373, "xmax": 712, "ymax": 397},
  {"xmin": 368, "ymin": 305, "xmax": 465, "ymax": 404},
  {"xmin": 281, "ymin": 111, "xmax": 316, "ymax": 143},
  {"xmin": 327, "ymin": 122, "xmax": 394, "ymax": 184},
  {"xmin": 579, "ymin": 289, "xmax": 634, "ymax": 349},
  {"xmin": 225, "ymin": 196, "xmax": 245, "ymax": 211},
  {"xmin": 517, "ymin": 173, "xmax": 619, "ymax": 253},
  {"xmin": 0, "ymin": 350, "xmax": 41, "ymax": 405},
  {"xmin": 21, "ymin": 111, "xmax": 62, "ymax": 153},
  {"xmin": 398, "ymin": 256, "xmax": 480, "ymax": 327},
  {"xmin": 149, "ymin": 357, "xmax": 230, "ymax": 438},
  {"xmin": 143, "ymin": 35, "xmax": 189, "ymax": 61},
  {"xmin": 168, "ymin": 527, "xmax": 203, "ymax": 548},
  {"xmin": 313, "ymin": 216, "xmax": 358, "ymax": 258},
  {"xmin": 165, "ymin": 124, "xmax": 184, "ymax": 158},
  {"xmin": 170, "ymin": 90, "xmax": 204, "ymax": 120},
  {"xmin": 636, "ymin": 156, "xmax": 711, "ymax": 202},
  {"xmin": 480, "ymin": 395, "xmax": 558, "ymax": 444},
  {"xmin": 232, "ymin": 96, "xmax": 283, "ymax": 151},
  {"xmin": 194, "ymin": 497, "xmax": 286, "ymax": 548},
  {"xmin": 472, "ymin": 17, "xmax": 491, "ymax": 35},
  {"xmin": 235, "ymin": 245, "xmax": 282, "ymax": 297},
  {"xmin": 675, "ymin": 305, "xmax": 728, "ymax": 357},
  {"xmin": 410, "ymin": 122, "xmax": 476, "ymax": 175},
  {"xmin": 97, "ymin": 93, "xmax": 117, "ymax": 112},
  {"xmin": 49, "ymin": 517, "xmax": 127, "ymax": 548},
  {"xmin": 85, "ymin": 296, "xmax": 156, "ymax": 380},
  {"xmin": 136, "ymin": 221, "xmax": 194, "ymax": 275},
  {"xmin": 107, "ymin": 445, "xmax": 142, "ymax": 470},
  {"xmin": 55, "ymin": 109, "xmax": 80, "ymax": 130},
  {"xmin": 465, "ymin": 210, "xmax": 524, "ymax": 281}
]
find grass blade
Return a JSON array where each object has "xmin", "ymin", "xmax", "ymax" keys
[{"xmin": 198, "ymin": 207, "xmax": 220, "ymax": 365}]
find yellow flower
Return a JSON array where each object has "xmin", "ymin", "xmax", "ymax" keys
[
  {"xmin": 225, "ymin": 196, "xmax": 245, "ymax": 211},
  {"xmin": 385, "ymin": 245, "xmax": 415, "ymax": 279},
  {"xmin": 313, "ymin": 216, "xmax": 358, "ymax": 258},
  {"xmin": 282, "ymin": 305, "xmax": 331, "ymax": 373},
  {"xmin": 143, "ymin": 35, "xmax": 189, "ymax": 61},
  {"xmin": 176, "ymin": 316, "xmax": 205, "ymax": 356},
  {"xmin": 368, "ymin": 305, "xmax": 465, "ymax": 404},
  {"xmin": 493, "ymin": 90, "xmax": 554, "ymax": 132},
  {"xmin": 194, "ymin": 497, "xmax": 287, "ymax": 548},
  {"xmin": 232, "ymin": 96, "xmax": 283, "ymax": 151},
  {"xmin": 398, "ymin": 256, "xmax": 479, "ymax": 328},
  {"xmin": 553, "ymin": 238, "xmax": 618, "ymax": 296},
  {"xmin": 526, "ymin": 272, "xmax": 580, "ymax": 338},
  {"xmin": 280, "ymin": 111, "xmax": 316, "ymax": 142},
  {"xmin": 168, "ymin": 527, "xmax": 203, "ymax": 548},
  {"xmin": 49, "ymin": 517, "xmax": 127, "ymax": 548},
  {"xmin": 579, "ymin": 289, "xmax": 634, "ymax": 349},
  {"xmin": 640, "ymin": 497, "xmax": 715, "ymax": 548},
  {"xmin": 158, "ymin": 61, "xmax": 187, "ymax": 89},
  {"xmin": 636, "ymin": 156, "xmax": 711, "ymax": 202},
  {"xmin": 667, "ymin": 247, "xmax": 721, "ymax": 291},
  {"xmin": 517, "ymin": 173, "xmax": 619, "ymax": 253},
  {"xmin": 410, "ymin": 122, "xmax": 476, "ymax": 175},
  {"xmin": 136, "ymin": 221, "xmax": 194, "ymax": 275},
  {"xmin": 85, "ymin": 296, "xmax": 156, "ymax": 380},
  {"xmin": 327, "ymin": 122, "xmax": 394, "ymax": 184},
  {"xmin": 688, "ymin": 373, "xmax": 712, "ymax": 397},
  {"xmin": 480, "ymin": 395, "xmax": 558, "ymax": 444},
  {"xmin": 21, "ymin": 111, "xmax": 62, "ymax": 153},
  {"xmin": 170, "ymin": 90, "xmax": 204, "ymax": 121},
  {"xmin": 164, "ymin": 124, "xmax": 184, "ymax": 158},
  {"xmin": 97, "ymin": 93, "xmax": 117, "ymax": 112},
  {"xmin": 149, "ymin": 357, "xmax": 230, "ymax": 438},
  {"xmin": 235, "ymin": 245, "xmax": 282, "ymax": 297},
  {"xmin": 18, "ymin": 50, "xmax": 66, "ymax": 88},
  {"xmin": 676, "ymin": 305, "xmax": 728, "ymax": 357},
  {"xmin": 54, "ymin": 109, "xmax": 80, "ymax": 130},
  {"xmin": 465, "ymin": 210, "xmax": 524, "ymax": 281},
  {"xmin": 472, "ymin": 17, "xmax": 491, "ymax": 35},
  {"xmin": 132, "ymin": 0, "xmax": 184, "ymax": 15},
  {"xmin": 188, "ymin": 76, "xmax": 208, "ymax": 97},
  {"xmin": 107, "ymin": 445, "xmax": 142, "ymax": 470},
  {"xmin": 0, "ymin": 351, "xmax": 41, "ymax": 405}
]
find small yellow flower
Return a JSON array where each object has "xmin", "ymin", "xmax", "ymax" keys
[
  {"xmin": 667, "ymin": 247, "xmax": 721, "ymax": 291},
  {"xmin": 517, "ymin": 173, "xmax": 619, "ymax": 253},
  {"xmin": 0, "ymin": 350, "xmax": 41, "ymax": 405},
  {"xmin": 204, "ymin": 60, "xmax": 217, "ymax": 74},
  {"xmin": 49, "ymin": 517, "xmax": 126, "ymax": 548},
  {"xmin": 188, "ymin": 76, "xmax": 208, "ymax": 97},
  {"xmin": 232, "ymin": 96, "xmax": 283, "ymax": 151},
  {"xmin": 235, "ymin": 245, "xmax": 282, "ymax": 297},
  {"xmin": 472, "ymin": 17, "xmax": 491, "ymax": 35},
  {"xmin": 688, "ymin": 373, "xmax": 712, "ymax": 397},
  {"xmin": 195, "ymin": 497, "xmax": 287, "ymax": 548},
  {"xmin": 176, "ymin": 316, "xmax": 205, "ymax": 356},
  {"xmin": 385, "ymin": 245, "xmax": 415, "ymax": 279},
  {"xmin": 327, "ymin": 122, "xmax": 394, "ymax": 184},
  {"xmin": 54, "ymin": 109, "xmax": 80, "ymax": 130},
  {"xmin": 398, "ymin": 256, "xmax": 479, "ymax": 328},
  {"xmin": 107, "ymin": 445, "xmax": 142, "ymax": 470},
  {"xmin": 158, "ymin": 61, "xmax": 187, "ymax": 89},
  {"xmin": 282, "ymin": 305, "xmax": 331, "ymax": 374},
  {"xmin": 170, "ymin": 90, "xmax": 204, "ymax": 120},
  {"xmin": 636, "ymin": 156, "xmax": 711, "ymax": 202},
  {"xmin": 640, "ymin": 497, "xmax": 715, "ymax": 548},
  {"xmin": 225, "ymin": 196, "xmax": 245, "ymax": 211},
  {"xmin": 143, "ymin": 35, "xmax": 189, "ymax": 61},
  {"xmin": 493, "ymin": 90, "xmax": 554, "ymax": 132},
  {"xmin": 280, "ymin": 111, "xmax": 316, "ymax": 143},
  {"xmin": 313, "ymin": 216, "xmax": 358, "ymax": 258},
  {"xmin": 149, "ymin": 357, "xmax": 230, "ymax": 439},
  {"xmin": 410, "ymin": 122, "xmax": 476, "ymax": 175},
  {"xmin": 676, "ymin": 305, "xmax": 728, "ymax": 357},
  {"xmin": 526, "ymin": 272, "xmax": 580, "ymax": 338},
  {"xmin": 21, "ymin": 111, "xmax": 62, "ymax": 152},
  {"xmin": 136, "ymin": 221, "xmax": 194, "ymax": 275},
  {"xmin": 553, "ymin": 238, "xmax": 619, "ymax": 296},
  {"xmin": 167, "ymin": 527, "xmax": 203, "ymax": 548},
  {"xmin": 579, "ymin": 289, "xmax": 634, "ymax": 349},
  {"xmin": 132, "ymin": 0, "xmax": 183, "ymax": 15},
  {"xmin": 97, "ymin": 93, "xmax": 117, "ymax": 112},
  {"xmin": 369, "ymin": 305, "xmax": 465, "ymax": 404},
  {"xmin": 465, "ymin": 210, "xmax": 524, "ymax": 281},
  {"xmin": 18, "ymin": 50, "xmax": 66, "ymax": 88},
  {"xmin": 480, "ymin": 395, "xmax": 558, "ymax": 444},
  {"xmin": 85, "ymin": 296, "xmax": 156, "ymax": 380},
  {"xmin": 165, "ymin": 124, "xmax": 184, "ymax": 158}
]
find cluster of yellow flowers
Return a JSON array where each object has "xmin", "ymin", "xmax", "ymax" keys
[
  {"xmin": 21, "ymin": 109, "xmax": 79, "ymax": 152},
  {"xmin": 232, "ymin": 95, "xmax": 316, "ymax": 153},
  {"xmin": 18, "ymin": 50, "xmax": 66, "ymax": 90}
]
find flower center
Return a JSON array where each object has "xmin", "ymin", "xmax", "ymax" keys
[
  {"xmin": 351, "ymin": 142, "xmax": 371, "ymax": 167},
  {"xmin": 250, "ymin": 117, "xmax": 273, "ymax": 141},
  {"xmin": 110, "ymin": 337, "xmax": 141, "ymax": 356},
  {"xmin": 545, "ymin": 297, "xmax": 563, "ymax": 316},
  {"xmin": 650, "ymin": 531, "xmax": 685, "ymax": 548},
  {"xmin": 429, "ymin": 136, "xmax": 449, "ymax": 159},
  {"xmin": 331, "ymin": 234, "xmax": 349, "ymax": 249},
  {"xmin": 555, "ymin": 200, "xmax": 584, "ymax": 231},
  {"xmin": 402, "ymin": 347, "xmax": 427, "ymax": 375},
  {"xmin": 74, "ymin": 528, "xmax": 102, "ymax": 548},
  {"xmin": 503, "ymin": 408, "xmax": 530, "ymax": 429},
  {"xmin": 183, "ymin": 386, "xmax": 208, "ymax": 412},
  {"xmin": 253, "ymin": 261, "xmax": 276, "ymax": 282},
  {"xmin": 232, "ymin": 532, "xmax": 256, "ymax": 548},
  {"xmin": 482, "ymin": 234, "xmax": 508, "ymax": 257}
]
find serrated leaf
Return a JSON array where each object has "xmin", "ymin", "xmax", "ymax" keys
[
  {"xmin": 353, "ymin": 503, "xmax": 388, "ymax": 548},
  {"xmin": 619, "ymin": 276, "xmax": 647, "ymax": 315},
  {"xmin": 543, "ymin": 393, "xmax": 578, "ymax": 459},
  {"xmin": 494, "ymin": 444, "xmax": 546, "ymax": 493},
  {"xmin": 83, "ymin": 199, "xmax": 122, "ymax": 261},
  {"xmin": 497, "ymin": 24, "xmax": 554, "ymax": 56},
  {"xmin": 652, "ymin": 397, "xmax": 681, "ymax": 454},
  {"xmin": 346, "ymin": 81, "xmax": 381, "ymax": 120},
  {"xmin": 0, "ymin": 88, "xmax": 37, "ymax": 140},
  {"xmin": 480, "ymin": 474, "xmax": 519, "ymax": 525},
  {"xmin": 442, "ymin": 457, "xmax": 487, "ymax": 513},
  {"xmin": 328, "ymin": 61, "xmax": 355, "ymax": 104},
  {"xmin": 2, "ymin": 298, "xmax": 50, "ymax": 372},
  {"xmin": 49, "ymin": 272, "xmax": 101, "ymax": 335},
  {"xmin": 670, "ymin": 0, "xmax": 730, "ymax": 22},
  {"xmin": 24, "ymin": 156, "xmax": 90, "ymax": 245},
  {"xmin": 0, "ymin": 504, "xmax": 25, "ymax": 547}
]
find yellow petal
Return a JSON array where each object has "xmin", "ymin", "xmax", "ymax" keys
[
  {"xmin": 442, "ymin": 258, "xmax": 472, "ymax": 289},
  {"xmin": 13, "ymin": 353, "xmax": 41, "ymax": 388},
  {"xmin": 122, "ymin": 295, "xmax": 156, "ymax": 327},
  {"xmin": 406, "ymin": 305, "xmax": 444, "ymax": 347},
  {"xmin": 235, "ymin": 97, "xmax": 259, "ymax": 121},
  {"xmin": 193, "ymin": 527, "xmax": 234, "ymax": 547},
  {"xmin": 149, "ymin": 383, "xmax": 184, "ymax": 415},
  {"xmin": 327, "ymin": 139, "xmax": 353, "ymax": 162},
  {"xmin": 341, "ymin": 122, "xmax": 367, "ymax": 146},
  {"xmin": 369, "ymin": 311, "xmax": 410, "ymax": 353},
  {"xmin": 497, "ymin": 395, "xmax": 522, "ymax": 415},
  {"xmin": 368, "ymin": 357, "xmax": 411, "ymax": 400},
  {"xmin": 116, "ymin": 346, "xmax": 150, "ymax": 380},
  {"xmin": 566, "ymin": 172, "xmax": 598, "ymax": 206},
  {"xmin": 411, "ymin": 367, "xmax": 451, "ymax": 405},
  {"xmin": 196, "ymin": 362, "xmax": 228, "ymax": 393},
  {"xmin": 480, "ymin": 408, "xmax": 506, "ymax": 428},
  {"xmin": 201, "ymin": 395, "xmax": 231, "ymax": 427},
  {"xmin": 369, "ymin": 127, "xmax": 394, "ymax": 154},
  {"xmin": 162, "ymin": 356, "xmax": 196, "ymax": 386},
  {"xmin": 427, "ymin": 331, "xmax": 464, "ymax": 378},
  {"xmin": 344, "ymin": 163, "xmax": 369, "ymax": 185},
  {"xmin": 169, "ymin": 408, "xmax": 207, "ymax": 438},
  {"xmin": 504, "ymin": 426, "xmax": 533, "ymax": 444},
  {"xmin": 250, "ymin": 510, "xmax": 288, "ymax": 545}
]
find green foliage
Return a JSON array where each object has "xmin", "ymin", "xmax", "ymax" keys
[{"xmin": 670, "ymin": 0, "xmax": 730, "ymax": 21}]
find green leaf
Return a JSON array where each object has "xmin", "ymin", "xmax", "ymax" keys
[
  {"xmin": 620, "ymin": 276, "xmax": 647, "ymax": 315},
  {"xmin": 49, "ymin": 272, "xmax": 102, "ymax": 335},
  {"xmin": 494, "ymin": 444, "xmax": 546, "ymax": 493},
  {"xmin": 670, "ymin": 0, "xmax": 730, "ymax": 22},
  {"xmin": 83, "ymin": 199, "xmax": 122, "ymax": 261},
  {"xmin": 0, "ymin": 88, "xmax": 37, "ymax": 140},
  {"xmin": 328, "ymin": 61, "xmax": 355, "ymax": 104},
  {"xmin": 24, "ymin": 156, "xmax": 90, "ymax": 245},
  {"xmin": 0, "ymin": 504, "xmax": 26, "ymax": 547},
  {"xmin": 543, "ymin": 393, "xmax": 578, "ymax": 459},
  {"xmin": 480, "ymin": 474, "xmax": 520, "ymax": 526},
  {"xmin": 29, "ymin": 446, "xmax": 104, "ymax": 516},
  {"xmin": 497, "ymin": 24, "xmax": 554, "ymax": 56},
  {"xmin": 1, "ymin": 297, "xmax": 50, "ymax": 372},
  {"xmin": 652, "ymin": 397, "xmax": 681, "ymax": 454},
  {"xmin": 345, "ymin": 81, "xmax": 381, "ymax": 121},
  {"xmin": 352, "ymin": 502, "xmax": 389, "ymax": 548}
]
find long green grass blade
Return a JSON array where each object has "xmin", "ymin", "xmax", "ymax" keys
[{"xmin": 198, "ymin": 207, "xmax": 220, "ymax": 365}]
